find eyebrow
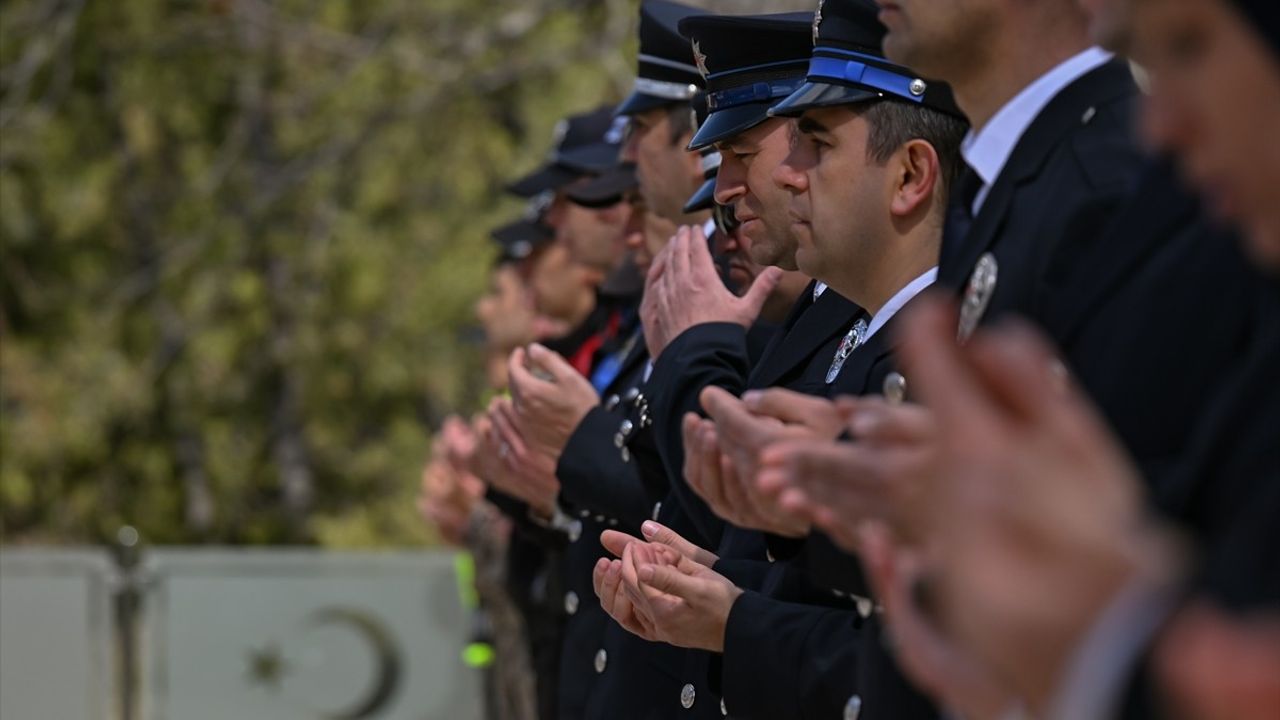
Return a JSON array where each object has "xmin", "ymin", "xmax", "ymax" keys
[{"xmin": 796, "ymin": 115, "xmax": 830, "ymax": 136}]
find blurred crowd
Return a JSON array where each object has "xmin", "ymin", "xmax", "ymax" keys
[{"xmin": 418, "ymin": 1, "xmax": 1279, "ymax": 719}]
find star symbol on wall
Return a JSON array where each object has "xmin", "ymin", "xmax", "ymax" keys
[{"xmin": 245, "ymin": 642, "xmax": 291, "ymax": 691}]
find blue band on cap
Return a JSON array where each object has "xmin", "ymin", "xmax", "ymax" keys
[
  {"xmin": 807, "ymin": 52, "xmax": 923, "ymax": 104},
  {"xmin": 707, "ymin": 78, "xmax": 805, "ymax": 111}
]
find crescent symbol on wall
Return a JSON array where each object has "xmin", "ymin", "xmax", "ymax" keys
[{"xmin": 305, "ymin": 607, "xmax": 404, "ymax": 720}]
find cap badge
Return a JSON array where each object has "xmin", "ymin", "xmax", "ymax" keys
[
  {"xmin": 692, "ymin": 40, "xmax": 709, "ymax": 79},
  {"xmin": 957, "ymin": 252, "xmax": 999, "ymax": 342},
  {"xmin": 605, "ymin": 115, "xmax": 628, "ymax": 144},
  {"xmin": 909, "ymin": 78, "xmax": 927, "ymax": 97}
]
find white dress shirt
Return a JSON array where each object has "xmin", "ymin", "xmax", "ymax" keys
[
  {"xmin": 864, "ymin": 268, "xmax": 937, "ymax": 343},
  {"xmin": 962, "ymin": 47, "xmax": 1114, "ymax": 214}
]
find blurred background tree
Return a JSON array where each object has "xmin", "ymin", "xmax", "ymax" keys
[{"xmin": 0, "ymin": 0, "xmax": 809, "ymax": 547}]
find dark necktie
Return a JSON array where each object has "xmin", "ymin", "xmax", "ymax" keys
[{"xmin": 939, "ymin": 163, "xmax": 983, "ymax": 273}]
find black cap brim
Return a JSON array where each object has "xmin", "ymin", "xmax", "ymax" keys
[
  {"xmin": 616, "ymin": 91, "xmax": 680, "ymax": 117},
  {"xmin": 687, "ymin": 101, "xmax": 778, "ymax": 151},
  {"xmin": 506, "ymin": 163, "xmax": 584, "ymax": 198},
  {"xmin": 558, "ymin": 142, "xmax": 622, "ymax": 175},
  {"xmin": 566, "ymin": 163, "xmax": 637, "ymax": 208},
  {"xmin": 768, "ymin": 80, "xmax": 883, "ymax": 118},
  {"xmin": 682, "ymin": 176, "xmax": 717, "ymax": 214},
  {"xmin": 491, "ymin": 220, "xmax": 553, "ymax": 260}
]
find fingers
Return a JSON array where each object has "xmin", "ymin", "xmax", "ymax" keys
[
  {"xmin": 847, "ymin": 401, "xmax": 937, "ymax": 447},
  {"xmin": 899, "ymin": 295, "xmax": 1001, "ymax": 434},
  {"xmin": 641, "ymin": 520, "xmax": 719, "ymax": 566},
  {"xmin": 526, "ymin": 342, "xmax": 577, "ymax": 384},
  {"xmin": 964, "ymin": 320, "xmax": 1064, "ymax": 424},
  {"xmin": 738, "ymin": 266, "xmax": 784, "ymax": 320},
  {"xmin": 637, "ymin": 555, "xmax": 704, "ymax": 600},
  {"xmin": 742, "ymin": 387, "xmax": 832, "ymax": 427},
  {"xmin": 601, "ymin": 529, "xmax": 640, "ymax": 559}
]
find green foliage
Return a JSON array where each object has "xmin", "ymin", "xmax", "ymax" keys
[{"xmin": 0, "ymin": 0, "xmax": 633, "ymax": 546}]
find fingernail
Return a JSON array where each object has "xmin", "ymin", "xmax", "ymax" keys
[
  {"xmin": 641, "ymin": 520, "xmax": 658, "ymax": 538},
  {"xmin": 741, "ymin": 390, "xmax": 761, "ymax": 408}
]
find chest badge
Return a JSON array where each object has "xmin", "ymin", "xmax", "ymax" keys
[
  {"xmin": 957, "ymin": 252, "xmax": 998, "ymax": 343},
  {"xmin": 826, "ymin": 317, "xmax": 868, "ymax": 385}
]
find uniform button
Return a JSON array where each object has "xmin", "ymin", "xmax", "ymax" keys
[
  {"xmin": 579, "ymin": 509, "xmax": 591, "ymax": 519},
  {"xmin": 594, "ymin": 514, "xmax": 605, "ymax": 522},
  {"xmin": 1081, "ymin": 106, "xmax": 1097, "ymax": 124},
  {"xmin": 680, "ymin": 683, "xmax": 696, "ymax": 709},
  {"xmin": 651, "ymin": 502, "xmax": 662, "ymax": 521},
  {"xmin": 766, "ymin": 550, "xmax": 776, "ymax": 563},
  {"xmin": 882, "ymin": 372, "xmax": 907, "ymax": 405},
  {"xmin": 605, "ymin": 394, "xmax": 621, "ymax": 411},
  {"xmin": 620, "ymin": 419, "xmax": 634, "ymax": 436},
  {"xmin": 854, "ymin": 597, "xmax": 874, "ymax": 619},
  {"xmin": 608, "ymin": 518, "xmax": 618, "ymax": 527},
  {"xmin": 621, "ymin": 447, "xmax": 631, "ymax": 463},
  {"xmin": 564, "ymin": 591, "xmax": 579, "ymax": 615},
  {"xmin": 594, "ymin": 648, "xmax": 608, "ymax": 674},
  {"xmin": 623, "ymin": 388, "xmax": 640, "ymax": 402},
  {"xmin": 844, "ymin": 694, "xmax": 862, "ymax": 720},
  {"xmin": 720, "ymin": 698, "xmax": 727, "ymax": 716},
  {"xmin": 568, "ymin": 521, "xmax": 582, "ymax": 543}
]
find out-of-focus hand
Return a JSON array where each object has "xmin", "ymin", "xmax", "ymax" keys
[
  {"xmin": 893, "ymin": 296, "xmax": 1166, "ymax": 715},
  {"xmin": 859, "ymin": 522, "xmax": 1016, "ymax": 720},
  {"xmin": 754, "ymin": 399, "xmax": 937, "ymax": 551},
  {"xmin": 508, "ymin": 343, "xmax": 599, "ymax": 459},
  {"xmin": 481, "ymin": 396, "xmax": 560, "ymax": 516},
  {"xmin": 1156, "ymin": 603, "xmax": 1280, "ymax": 720},
  {"xmin": 682, "ymin": 411, "xmax": 811, "ymax": 537}
]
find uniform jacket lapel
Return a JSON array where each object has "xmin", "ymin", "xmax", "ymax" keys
[{"xmin": 940, "ymin": 61, "xmax": 1140, "ymax": 291}]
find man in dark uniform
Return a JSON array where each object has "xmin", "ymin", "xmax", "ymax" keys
[{"xmin": 595, "ymin": 4, "xmax": 967, "ymax": 718}]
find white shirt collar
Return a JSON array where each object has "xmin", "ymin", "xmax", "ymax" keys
[
  {"xmin": 813, "ymin": 281, "xmax": 828, "ymax": 301},
  {"xmin": 702, "ymin": 218, "xmax": 717, "ymax": 238},
  {"xmin": 864, "ymin": 267, "xmax": 937, "ymax": 342},
  {"xmin": 961, "ymin": 47, "xmax": 1113, "ymax": 213}
]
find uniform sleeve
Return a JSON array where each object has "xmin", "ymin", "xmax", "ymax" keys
[
  {"xmin": 555, "ymin": 405, "xmax": 653, "ymax": 530},
  {"xmin": 644, "ymin": 322, "xmax": 753, "ymax": 545},
  {"xmin": 720, "ymin": 593, "xmax": 938, "ymax": 720}
]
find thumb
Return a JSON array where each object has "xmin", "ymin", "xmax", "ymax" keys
[
  {"xmin": 601, "ymin": 529, "xmax": 640, "ymax": 559},
  {"xmin": 738, "ymin": 266, "xmax": 784, "ymax": 322},
  {"xmin": 527, "ymin": 343, "xmax": 576, "ymax": 383},
  {"xmin": 641, "ymin": 520, "xmax": 709, "ymax": 562}
]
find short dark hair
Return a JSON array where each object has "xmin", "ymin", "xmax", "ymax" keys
[
  {"xmin": 666, "ymin": 102, "xmax": 695, "ymax": 146},
  {"xmin": 858, "ymin": 100, "xmax": 969, "ymax": 196}
]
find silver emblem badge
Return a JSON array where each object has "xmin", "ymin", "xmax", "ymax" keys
[
  {"xmin": 909, "ymin": 78, "xmax": 927, "ymax": 97},
  {"xmin": 957, "ymin": 253, "xmax": 998, "ymax": 343},
  {"xmin": 826, "ymin": 318, "xmax": 869, "ymax": 384},
  {"xmin": 692, "ymin": 40, "xmax": 709, "ymax": 79},
  {"xmin": 813, "ymin": 0, "xmax": 825, "ymax": 45},
  {"xmin": 882, "ymin": 372, "xmax": 907, "ymax": 404}
]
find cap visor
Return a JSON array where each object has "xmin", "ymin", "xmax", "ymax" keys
[
  {"xmin": 490, "ymin": 220, "xmax": 553, "ymax": 254},
  {"xmin": 616, "ymin": 91, "xmax": 680, "ymax": 117},
  {"xmin": 558, "ymin": 142, "xmax": 622, "ymax": 174},
  {"xmin": 566, "ymin": 164, "xmax": 637, "ymax": 208},
  {"xmin": 682, "ymin": 177, "xmax": 717, "ymax": 214},
  {"xmin": 687, "ymin": 102, "xmax": 775, "ymax": 151},
  {"xmin": 506, "ymin": 163, "xmax": 582, "ymax": 198},
  {"xmin": 767, "ymin": 81, "xmax": 883, "ymax": 117}
]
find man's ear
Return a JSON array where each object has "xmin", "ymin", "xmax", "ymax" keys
[{"xmin": 890, "ymin": 139, "xmax": 942, "ymax": 218}]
